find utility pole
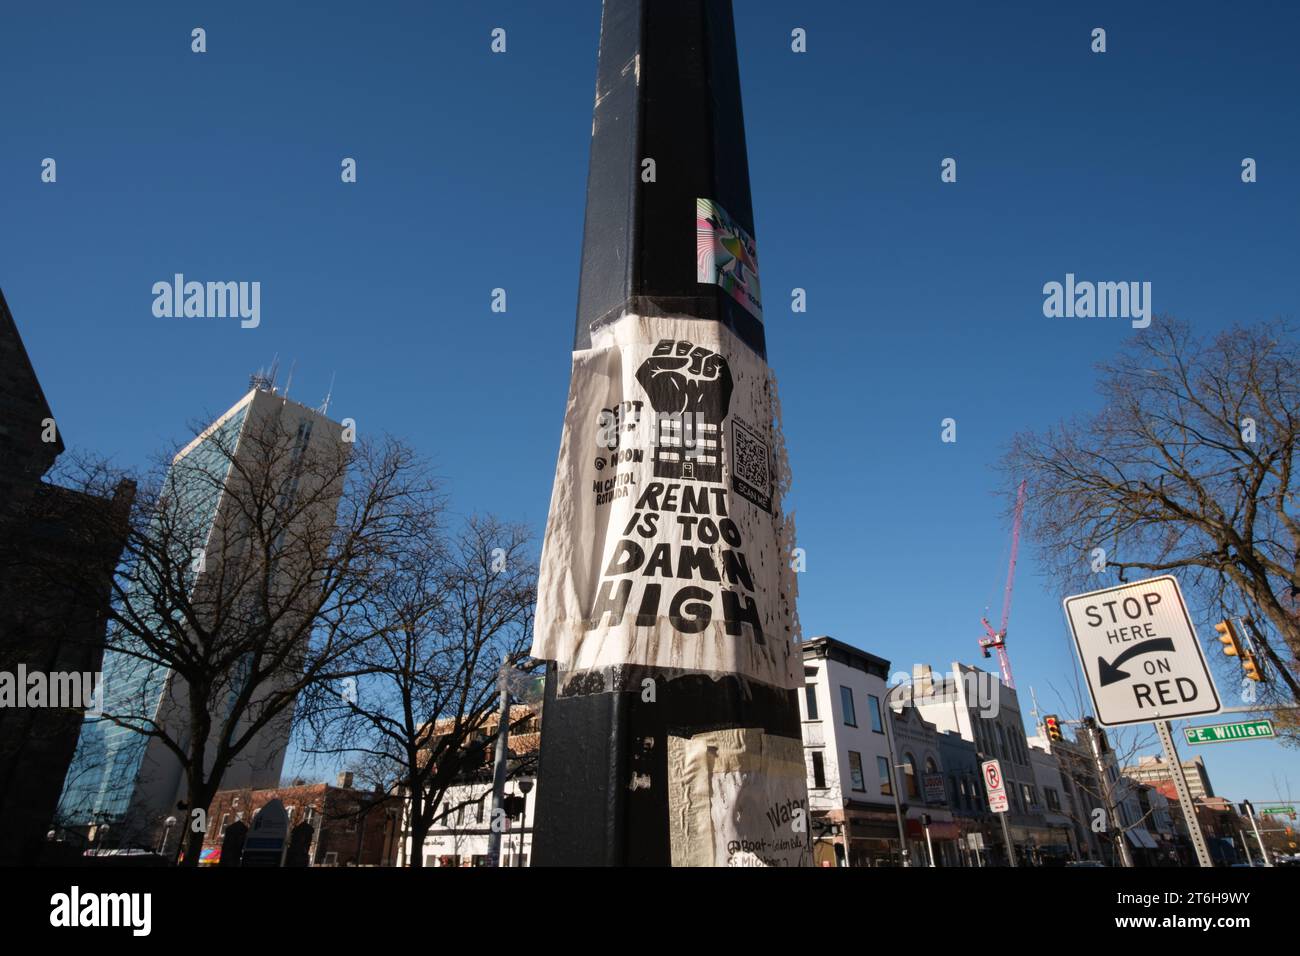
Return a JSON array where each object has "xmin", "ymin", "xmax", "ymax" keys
[
  {"xmin": 883, "ymin": 686, "xmax": 914, "ymax": 867},
  {"xmin": 1082, "ymin": 717, "xmax": 1133, "ymax": 867},
  {"xmin": 484, "ymin": 655, "xmax": 512, "ymax": 867},
  {"xmin": 1240, "ymin": 801, "xmax": 1273, "ymax": 867},
  {"xmin": 531, "ymin": 0, "xmax": 807, "ymax": 866}
]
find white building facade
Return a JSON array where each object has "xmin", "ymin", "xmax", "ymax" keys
[
  {"xmin": 801, "ymin": 636, "xmax": 905, "ymax": 866},
  {"xmin": 399, "ymin": 776, "xmax": 537, "ymax": 867}
]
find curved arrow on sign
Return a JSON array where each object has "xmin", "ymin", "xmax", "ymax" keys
[{"xmin": 1098, "ymin": 638, "xmax": 1175, "ymax": 686}]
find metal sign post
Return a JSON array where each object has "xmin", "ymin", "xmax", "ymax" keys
[
  {"xmin": 1063, "ymin": 576, "xmax": 1221, "ymax": 867},
  {"xmin": 981, "ymin": 759, "xmax": 1016, "ymax": 867},
  {"xmin": 1155, "ymin": 719, "xmax": 1214, "ymax": 868}
]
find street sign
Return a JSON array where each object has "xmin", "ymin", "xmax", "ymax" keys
[
  {"xmin": 981, "ymin": 759, "xmax": 1008, "ymax": 814},
  {"xmin": 1063, "ymin": 576, "xmax": 1221, "ymax": 727},
  {"xmin": 1261, "ymin": 805, "xmax": 1296, "ymax": 817},
  {"xmin": 923, "ymin": 772, "xmax": 946, "ymax": 804},
  {"xmin": 1183, "ymin": 719, "xmax": 1275, "ymax": 745}
]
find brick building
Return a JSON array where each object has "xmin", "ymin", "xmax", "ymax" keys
[{"xmin": 200, "ymin": 774, "xmax": 401, "ymax": 866}]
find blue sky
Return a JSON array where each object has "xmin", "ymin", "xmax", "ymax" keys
[{"xmin": 3, "ymin": 0, "xmax": 1298, "ymax": 805}]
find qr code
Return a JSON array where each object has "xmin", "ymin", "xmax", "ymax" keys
[{"xmin": 730, "ymin": 418, "xmax": 772, "ymax": 513}]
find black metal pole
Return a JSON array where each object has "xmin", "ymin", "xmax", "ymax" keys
[{"xmin": 532, "ymin": 0, "xmax": 805, "ymax": 866}]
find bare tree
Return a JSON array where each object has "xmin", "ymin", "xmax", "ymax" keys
[
  {"xmin": 56, "ymin": 402, "xmax": 438, "ymax": 866},
  {"xmin": 1004, "ymin": 318, "xmax": 1300, "ymax": 732},
  {"xmin": 299, "ymin": 515, "xmax": 537, "ymax": 867}
]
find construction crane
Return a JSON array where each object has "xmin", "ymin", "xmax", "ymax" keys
[{"xmin": 980, "ymin": 479, "xmax": 1026, "ymax": 689}]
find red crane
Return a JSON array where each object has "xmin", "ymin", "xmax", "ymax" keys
[{"xmin": 980, "ymin": 479, "xmax": 1026, "ymax": 688}]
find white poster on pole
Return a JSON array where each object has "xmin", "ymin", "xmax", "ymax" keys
[
  {"xmin": 666, "ymin": 727, "xmax": 809, "ymax": 867},
  {"xmin": 532, "ymin": 313, "xmax": 801, "ymax": 691}
]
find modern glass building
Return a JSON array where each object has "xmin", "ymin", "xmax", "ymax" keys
[{"xmin": 57, "ymin": 383, "xmax": 342, "ymax": 849}]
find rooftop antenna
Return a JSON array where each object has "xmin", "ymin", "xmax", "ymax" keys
[
  {"xmin": 318, "ymin": 372, "xmax": 336, "ymax": 416},
  {"xmin": 283, "ymin": 359, "xmax": 296, "ymax": 401}
]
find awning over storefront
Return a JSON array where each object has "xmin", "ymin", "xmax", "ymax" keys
[
  {"xmin": 906, "ymin": 819, "xmax": 961, "ymax": 840},
  {"xmin": 1126, "ymin": 828, "xmax": 1159, "ymax": 849}
]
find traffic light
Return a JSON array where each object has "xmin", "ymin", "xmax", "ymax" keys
[
  {"xmin": 1215, "ymin": 620, "xmax": 1265, "ymax": 682},
  {"xmin": 1241, "ymin": 649, "xmax": 1264, "ymax": 682},
  {"xmin": 1044, "ymin": 715, "xmax": 1063, "ymax": 742},
  {"xmin": 1215, "ymin": 620, "xmax": 1243, "ymax": 657}
]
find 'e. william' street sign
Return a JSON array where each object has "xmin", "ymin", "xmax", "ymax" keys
[
  {"xmin": 1063, "ymin": 576, "xmax": 1221, "ymax": 727},
  {"xmin": 1183, "ymin": 719, "xmax": 1275, "ymax": 745},
  {"xmin": 981, "ymin": 759, "xmax": 1008, "ymax": 814}
]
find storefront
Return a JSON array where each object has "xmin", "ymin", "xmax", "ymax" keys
[
  {"xmin": 845, "ymin": 809, "xmax": 906, "ymax": 867},
  {"xmin": 905, "ymin": 816, "xmax": 962, "ymax": 866}
]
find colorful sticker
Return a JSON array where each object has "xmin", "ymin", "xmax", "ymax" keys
[{"xmin": 697, "ymin": 198, "xmax": 763, "ymax": 322}]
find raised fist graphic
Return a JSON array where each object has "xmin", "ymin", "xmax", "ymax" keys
[{"xmin": 635, "ymin": 339, "xmax": 733, "ymax": 483}]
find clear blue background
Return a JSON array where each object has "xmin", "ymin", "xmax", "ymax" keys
[{"xmin": 3, "ymin": 0, "xmax": 1297, "ymax": 807}]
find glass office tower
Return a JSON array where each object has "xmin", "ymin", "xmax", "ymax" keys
[{"xmin": 57, "ymin": 383, "xmax": 342, "ymax": 850}]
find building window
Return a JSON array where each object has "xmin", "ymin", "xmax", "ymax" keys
[
  {"xmin": 996, "ymin": 725, "xmax": 1006, "ymax": 758},
  {"xmin": 878, "ymin": 756, "xmax": 892, "ymax": 796},
  {"xmin": 805, "ymin": 685, "xmax": 819, "ymax": 720},
  {"xmin": 1046, "ymin": 788, "xmax": 1061, "ymax": 812},
  {"xmin": 218, "ymin": 814, "xmax": 230, "ymax": 838},
  {"xmin": 868, "ymin": 694, "xmax": 883, "ymax": 733},
  {"xmin": 848, "ymin": 751, "xmax": 866, "ymax": 792},
  {"xmin": 904, "ymin": 754, "xmax": 919, "ymax": 798},
  {"xmin": 1022, "ymin": 783, "xmax": 1036, "ymax": 808},
  {"xmin": 840, "ymin": 686, "xmax": 857, "ymax": 727},
  {"xmin": 811, "ymin": 751, "xmax": 826, "ymax": 789}
]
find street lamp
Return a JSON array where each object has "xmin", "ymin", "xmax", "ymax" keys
[
  {"xmin": 158, "ymin": 815, "xmax": 178, "ymax": 856},
  {"xmin": 882, "ymin": 681, "xmax": 913, "ymax": 867}
]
